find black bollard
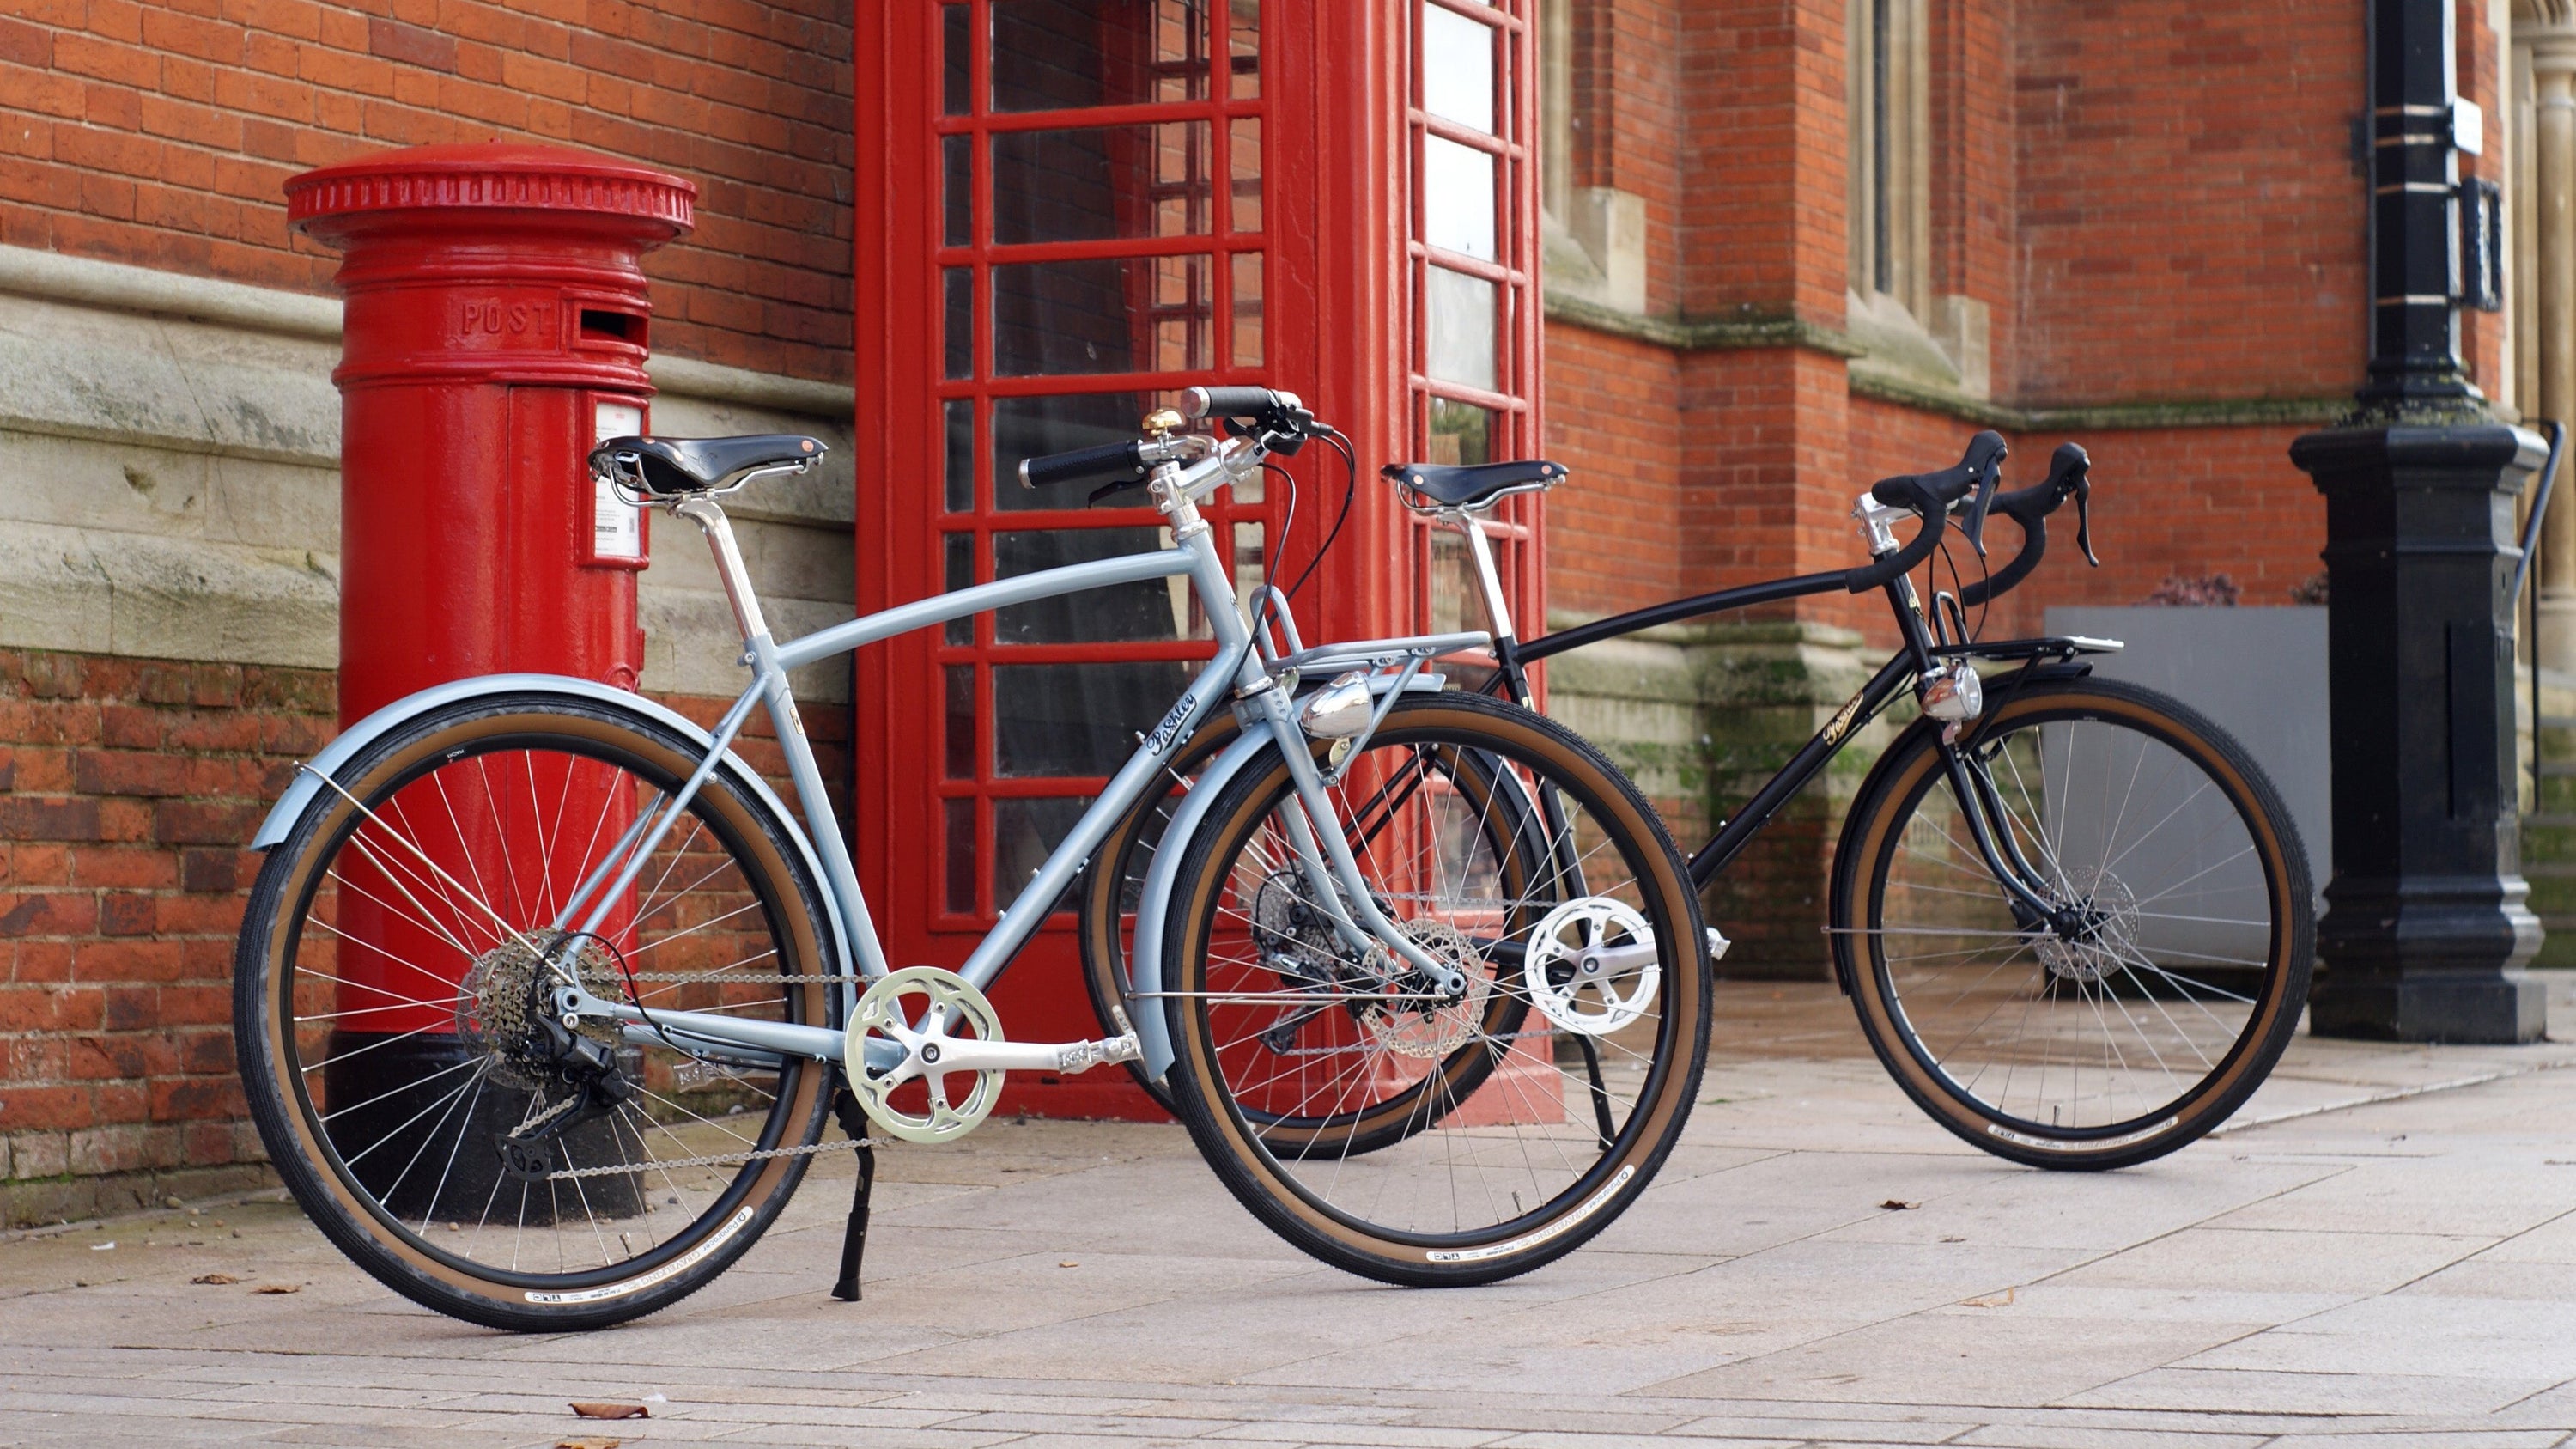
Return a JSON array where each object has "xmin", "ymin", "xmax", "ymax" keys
[{"xmin": 2293, "ymin": 428, "xmax": 2547, "ymax": 1041}]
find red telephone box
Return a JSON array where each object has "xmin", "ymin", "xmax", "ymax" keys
[{"xmin": 853, "ymin": 0, "xmax": 1545, "ymax": 1116}]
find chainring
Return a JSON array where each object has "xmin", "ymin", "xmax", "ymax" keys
[
  {"xmin": 843, "ymin": 966, "xmax": 1006, "ymax": 1145},
  {"xmin": 1522, "ymin": 897, "xmax": 1662, "ymax": 1038}
]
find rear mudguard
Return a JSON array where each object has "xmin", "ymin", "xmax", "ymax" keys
[{"xmin": 248, "ymin": 673, "xmax": 854, "ymax": 995}]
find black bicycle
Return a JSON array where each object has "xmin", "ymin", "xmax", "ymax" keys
[{"xmin": 1078, "ymin": 399, "xmax": 2314, "ymax": 1172}]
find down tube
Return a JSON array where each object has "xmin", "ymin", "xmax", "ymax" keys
[{"xmin": 954, "ymin": 637, "xmax": 1255, "ymax": 994}]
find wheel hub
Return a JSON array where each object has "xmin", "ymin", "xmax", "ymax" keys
[
  {"xmin": 1359, "ymin": 919, "xmax": 1491, "ymax": 1060},
  {"xmin": 2034, "ymin": 869, "xmax": 2141, "ymax": 985},
  {"xmin": 456, "ymin": 935, "xmax": 623, "ymax": 1089}
]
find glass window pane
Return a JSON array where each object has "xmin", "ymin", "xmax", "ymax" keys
[
  {"xmin": 1424, "ymin": 135, "xmax": 1495, "ymax": 261},
  {"xmin": 945, "ymin": 797, "xmax": 976, "ymax": 913},
  {"xmin": 944, "ymin": 4, "xmax": 971, "ymax": 115},
  {"xmin": 945, "ymin": 267, "xmax": 973, "ymax": 380},
  {"xmin": 943, "ymin": 533, "xmax": 974, "ymax": 643},
  {"xmin": 944, "ymin": 665, "xmax": 976, "ymax": 778},
  {"xmin": 993, "ymin": 122, "xmax": 1210, "ymax": 245},
  {"xmin": 944, "ymin": 399, "xmax": 974, "ymax": 512},
  {"xmin": 1230, "ymin": 251, "xmax": 1263, "ymax": 367},
  {"xmin": 992, "ymin": 0, "xmax": 1207, "ymax": 113},
  {"xmin": 1229, "ymin": 0, "xmax": 1259, "ymax": 97},
  {"xmin": 993, "ymin": 254, "xmax": 1210, "ymax": 376},
  {"xmin": 993, "ymin": 393, "xmax": 1151, "ymax": 510},
  {"xmin": 994, "ymin": 661, "xmax": 1196, "ymax": 776},
  {"xmin": 1425, "ymin": 265, "xmax": 1497, "ymax": 392},
  {"xmin": 943, "ymin": 134, "xmax": 971, "ymax": 247},
  {"xmin": 1427, "ymin": 398, "xmax": 1495, "ymax": 466},
  {"xmin": 993, "ymin": 797, "xmax": 1092, "ymax": 909},
  {"xmin": 1229, "ymin": 117, "xmax": 1261, "ymax": 233},
  {"xmin": 995, "ymin": 528, "xmax": 1202, "ymax": 643},
  {"xmin": 1421, "ymin": 4, "xmax": 1493, "ymax": 132}
]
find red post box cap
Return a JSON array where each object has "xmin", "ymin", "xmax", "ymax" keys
[{"xmin": 286, "ymin": 142, "xmax": 695, "ymax": 242}]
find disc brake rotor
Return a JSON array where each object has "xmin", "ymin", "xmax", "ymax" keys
[
  {"xmin": 1360, "ymin": 919, "xmax": 1491, "ymax": 1060},
  {"xmin": 1522, "ymin": 897, "xmax": 1662, "ymax": 1038},
  {"xmin": 843, "ymin": 966, "xmax": 1005, "ymax": 1145},
  {"xmin": 2035, "ymin": 869, "xmax": 2141, "ymax": 985}
]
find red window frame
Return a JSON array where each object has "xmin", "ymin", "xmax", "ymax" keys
[{"xmin": 1404, "ymin": 0, "xmax": 1546, "ymax": 666}]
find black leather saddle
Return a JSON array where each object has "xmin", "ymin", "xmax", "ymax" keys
[
  {"xmin": 1381, "ymin": 458, "xmax": 1567, "ymax": 511},
  {"xmin": 592, "ymin": 435, "xmax": 827, "ymax": 494}
]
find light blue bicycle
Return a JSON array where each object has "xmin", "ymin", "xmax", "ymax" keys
[{"xmin": 233, "ymin": 387, "xmax": 1712, "ymax": 1330}]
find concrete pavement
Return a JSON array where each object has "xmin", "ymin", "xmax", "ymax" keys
[{"xmin": 9, "ymin": 978, "xmax": 2576, "ymax": 1448}]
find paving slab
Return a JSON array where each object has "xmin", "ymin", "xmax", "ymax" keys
[{"xmin": 9, "ymin": 983, "xmax": 2576, "ymax": 1446}]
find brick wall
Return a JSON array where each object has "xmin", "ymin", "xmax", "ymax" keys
[
  {"xmin": 0, "ymin": 648, "xmax": 849, "ymax": 1227},
  {"xmin": 2012, "ymin": 1, "xmax": 2366, "ymax": 406},
  {"xmin": 0, "ymin": 0, "xmax": 854, "ymax": 383}
]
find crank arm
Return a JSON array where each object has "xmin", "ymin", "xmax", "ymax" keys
[
  {"xmin": 1473, "ymin": 927, "xmax": 1734, "ymax": 971},
  {"xmin": 906, "ymin": 1033, "xmax": 1144, "ymax": 1076}
]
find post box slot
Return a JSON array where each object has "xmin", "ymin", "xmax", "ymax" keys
[{"xmin": 580, "ymin": 308, "xmax": 645, "ymax": 346}]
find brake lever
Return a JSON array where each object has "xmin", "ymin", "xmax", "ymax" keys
[
  {"xmin": 1961, "ymin": 460, "xmax": 2002, "ymax": 559},
  {"xmin": 1087, "ymin": 477, "xmax": 1151, "ymax": 508},
  {"xmin": 2073, "ymin": 476, "xmax": 2099, "ymax": 567}
]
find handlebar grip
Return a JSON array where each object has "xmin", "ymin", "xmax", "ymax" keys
[
  {"xmin": 1844, "ymin": 478, "xmax": 1948, "ymax": 593},
  {"xmin": 1183, "ymin": 386, "xmax": 1288, "ymax": 420},
  {"xmin": 1018, "ymin": 441, "xmax": 1146, "ymax": 491}
]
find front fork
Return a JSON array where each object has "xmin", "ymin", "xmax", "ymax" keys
[{"xmin": 1885, "ymin": 575, "xmax": 2069, "ymax": 925}]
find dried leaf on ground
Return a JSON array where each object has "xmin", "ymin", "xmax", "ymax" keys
[
  {"xmin": 1878, "ymin": 1199, "xmax": 1917, "ymax": 1211},
  {"xmin": 1963, "ymin": 1287, "xmax": 2017, "ymax": 1308},
  {"xmin": 189, "ymin": 1273, "xmax": 240, "ymax": 1285},
  {"xmin": 570, "ymin": 1403, "xmax": 650, "ymax": 1421},
  {"xmin": 557, "ymin": 1439, "xmax": 623, "ymax": 1449},
  {"xmin": 252, "ymin": 1283, "xmax": 301, "ymax": 1294}
]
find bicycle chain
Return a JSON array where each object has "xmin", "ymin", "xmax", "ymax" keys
[{"xmin": 626, "ymin": 972, "xmax": 862, "ymax": 984}]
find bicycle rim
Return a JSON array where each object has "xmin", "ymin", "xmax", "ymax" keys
[
  {"xmin": 239, "ymin": 700, "xmax": 832, "ymax": 1322},
  {"xmin": 1844, "ymin": 683, "xmax": 2308, "ymax": 1160},
  {"xmin": 1166, "ymin": 696, "xmax": 1707, "ymax": 1279}
]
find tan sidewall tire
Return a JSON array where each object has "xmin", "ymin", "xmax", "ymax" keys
[
  {"xmin": 1077, "ymin": 719, "xmax": 1241, "ymax": 1112},
  {"xmin": 1163, "ymin": 693, "xmax": 1710, "ymax": 1283},
  {"xmin": 1832, "ymin": 679, "xmax": 2311, "ymax": 1171},
  {"xmin": 234, "ymin": 698, "xmax": 834, "ymax": 1330}
]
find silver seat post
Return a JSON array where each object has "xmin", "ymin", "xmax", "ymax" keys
[
  {"xmin": 673, "ymin": 496, "xmax": 772, "ymax": 648},
  {"xmin": 1445, "ymin": 509, "xmax": 1518, "ymax": 645}
]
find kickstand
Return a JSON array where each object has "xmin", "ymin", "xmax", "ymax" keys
[{"xmin": 829, "ymin": 1087, "xmax": 877, "ymax": 1302}]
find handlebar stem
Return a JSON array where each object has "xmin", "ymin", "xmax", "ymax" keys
[{"xmin": 1854, "ymin": 490, "xmax": 1911, "ymax": 556}]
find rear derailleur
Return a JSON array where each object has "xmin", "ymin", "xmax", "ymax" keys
[{"xmin": 494, "ymin": 992, "xmax": 638, "ymax": 1184}]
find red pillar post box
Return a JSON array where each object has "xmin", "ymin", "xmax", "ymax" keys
[{"xmin": 283, "ymin": 143, "xmax": 695, "ymax": 1215}]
